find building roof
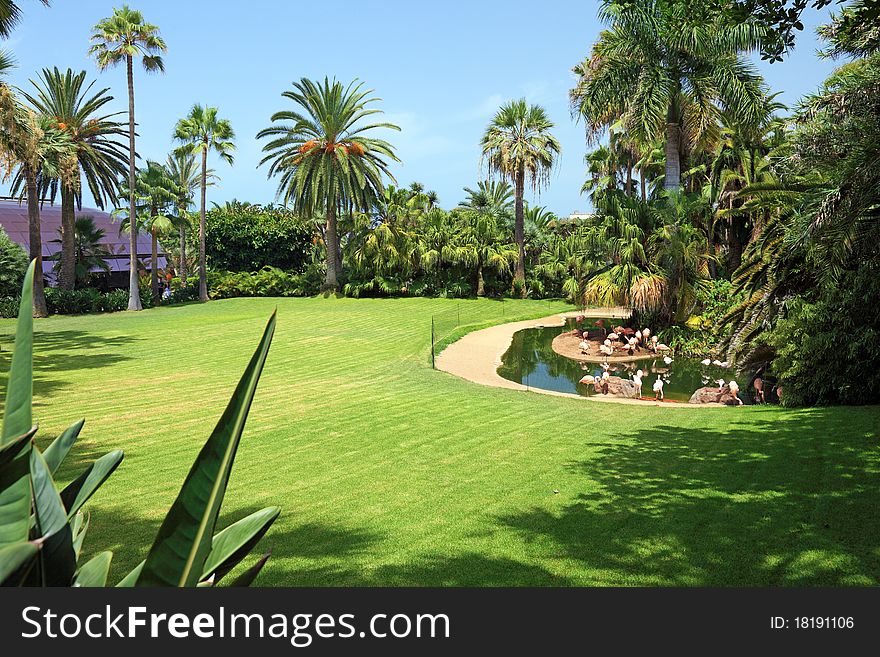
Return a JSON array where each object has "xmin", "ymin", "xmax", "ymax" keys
[{"xmin": 0, "ymin": 200, "xmax": 166, "ymax": 280}]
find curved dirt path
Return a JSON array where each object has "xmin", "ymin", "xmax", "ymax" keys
[{"xmin": 435, "ymin": 309, "xmax": 721, "ymax": 408}]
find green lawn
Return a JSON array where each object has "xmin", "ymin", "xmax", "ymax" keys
[{"xmin": 1, "ymin": 297, "xmax": 878, "ymax": 586}]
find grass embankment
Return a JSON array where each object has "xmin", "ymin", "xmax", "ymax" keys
[{"xmin": 1, "ymin": 296, "xmax": 877, "ymax": 586}]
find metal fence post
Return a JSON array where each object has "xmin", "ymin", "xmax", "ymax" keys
[{"xmin": 431, "ymin": 316, "xmax": 435, "ymax": 369}]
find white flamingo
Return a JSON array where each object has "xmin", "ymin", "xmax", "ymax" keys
[
  {"xmin": 700, "ymin": 358, "xmax": 711, "ymax": 366},
  {"xmin": 663, "ymin": 355, "xmax": 673, "ymax": 365}
]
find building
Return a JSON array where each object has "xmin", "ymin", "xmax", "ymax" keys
[{"xmin": 0, "ymin": 199, "xmax": 166, "ymax": 288}]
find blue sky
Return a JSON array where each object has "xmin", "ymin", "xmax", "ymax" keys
[{"xmin": 1, "ymin": 0, "xmax": 840, "ymax": 216}]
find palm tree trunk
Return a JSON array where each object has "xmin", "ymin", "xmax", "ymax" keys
[
  {"xmin": 513, "ymin": 168, "xmax": 526, "ymax": 294},
  {"xmin": 126, "ymin": 55, "xmax": 142, "ymax": 310},
  {"xmin": 476, "ymin": 261, "xmax": 484, "ymax": 297},
  {"xmin": 59, "ymin": 185, "xmax": 76, "ymax": 290},
  {"xmin": 25, "ymin": 166, "xmax": 48, "ymax": 317},
  {"xmin": 664, "ymin": 120, "xmax": 681, "ymax": 192},
  {"xmin": 199, "ymin": 145, "xmax": 209, "ymax": 302},
  {"xmin": 323, "ymin": 203, "xmax": 339, "ymax": 292},
  {"xmin": 178, "ymin": 206, "xmax": 187, "ymax": 286},
  {"xmin": 150, "ymin": 210, "xmax": 159, "ymax": 301},
  {"xmin": 626, "ymin": 162, "xmax": 633, "ymax": 196},
  {"xmin": 640, "ymin": 167, "xmax": 647, "ymax": 201}
]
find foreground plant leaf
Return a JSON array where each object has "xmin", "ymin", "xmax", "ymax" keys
[
  {"xmin": 60, "ymin": 450, "xmax": 124, "ymax": 519},
  {"xmin": 74, "ymin": 551, "xmax": 112, "ymax": 587},
  {"xmin": 43, "ymin": 419, "xmax": 85, "ymax": 475},
  {"xmin": 30, "ymin": 447, "xmax": 76, "ymax": 586},
  {"xmin": 0, "ymin": 263, "xmax": 35, "ymax": 549},
  {"xmin": 136, "ymin": 311, "xmax": 277, "ymax": 587},
  {"xmin": 201, "ymin": 506, "xmax": 280, "ymax": 583},
  {"xmin": 0, "ymin": 541, "xmax": 39, "ymax": 585},
  {"xmin": 227, "ymin": 552, "xmax": 270, "ymax": 587}
]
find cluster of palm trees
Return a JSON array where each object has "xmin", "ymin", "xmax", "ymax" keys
[{"xmin": 0, "ymin": 3, "xmax": 232, "ymax": 314}]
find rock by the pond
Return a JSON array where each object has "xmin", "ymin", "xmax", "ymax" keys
[
  {"xmin": 581, "ymin": 375, "xmax": 640, "ymax": 398},
  {"xmin": 688, "ymin": 386, "xmax": 737, "ymax": 405}
]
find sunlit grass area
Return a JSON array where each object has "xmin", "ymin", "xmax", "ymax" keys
[{"xmin": 1, "ymin": 297, "xmax": 878, "ymax": 586}]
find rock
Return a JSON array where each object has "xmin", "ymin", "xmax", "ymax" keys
[
  {"xmin": 604, "ymin": 376, "xmax": 640, "ymax": 398},
  {"xmin": 689, "ymin": 386, "xmax": 737, "ymax": 405}
]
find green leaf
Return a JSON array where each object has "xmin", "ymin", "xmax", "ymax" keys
[
  {"xmin": 202, "ymin": 507, "xmax": 280, "ymax": 583},
  {"xmin": 137, "ymin": 312, "xmax": 276, "ymax": 587},
  {"xmin": 0, "ymin": 441, "xmax": 31, "ymax": 549},
  {"xmin": 74, "ymin": 551, "xmax": 112, "ymax": 587},
  {"xmin": 71, "ymin": 512, "xmax": 89, "ymax": 561},
  {"xmin": 30, "ymin": 447, "xmax": 76, "ymax": 586},
  {"xmin": 60, "ymin": 450, "xmax": 124, "ymax": 519},
  {"xmin": 0, "ymin": 541, "xmax": 39, "ymax": 585},
  {"xmin": 0, "ymin": 426, "xmax": 37, "ymax": 467},
  {"xmin": 43, "ymin": 419, "xmax": 85, "ymax": 475},
  {"xmin": 1, "ymin": 261, "xmax": 34, "ymax": 446},
  {"xmin": 226, "ymin": 553, "xmax": 270, "ymax": 587},
  {"xmin": 115, "ymin": 560, "xmax": 144, "ymax": 587}
]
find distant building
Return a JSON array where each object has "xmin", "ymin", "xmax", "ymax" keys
[
  {"xmin": 0, "ymin": 199, "xmax": 166, "ymax": 287},
  {"xmin": 566, "ymin": 212, "xmax": 595, "ymax": 223}
]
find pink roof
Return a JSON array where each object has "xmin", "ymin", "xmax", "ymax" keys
[{"xmin": 0, "ymin": 200, "xmax": 166, "ymax": 280}]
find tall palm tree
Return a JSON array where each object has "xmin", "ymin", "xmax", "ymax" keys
[
  {"xmin": 89, "ymin": 5, "xmax": 166, "ymax": 310},
  {"xmin": 570, "ymin": 0, "xmax": 766, "ymax": 192},
  {"xmin": 164, "ymin": 150, "xmax": 215, "ymax": 287},
  {"xmin": 17, "ymin": 67, "xmax": 127, "ymax": 290},
  {"xmin": 257, "ymin": 77, "xmax": 400, "ymax": 292},
  {"xmin": 173, "ymin": 104, "xmax": 234, "ymax": 302},
  {"xmin": 481, "ymin": 99, "xmax": 560, "ymax": 292},
  {"xmin": 0, "ymin": 86, "xmax": 75, "ymax": 316}
]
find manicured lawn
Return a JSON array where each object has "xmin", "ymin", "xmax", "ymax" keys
[{"xmin": 1, "ymin": 297, "xmax": 878, "ymax": 586}]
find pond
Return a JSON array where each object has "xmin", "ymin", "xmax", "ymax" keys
[{"xmin": 497, "ymin": 319, "xmax": 753, "ymax": 403}]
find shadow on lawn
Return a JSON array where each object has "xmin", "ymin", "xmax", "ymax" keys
[
  {"xmin": 0, "ymin": 329, "xmax": 139, "ymax": 405},
  {"xmin": 497, "ymin": 407, "xmax": 880, "ymax": 586}
]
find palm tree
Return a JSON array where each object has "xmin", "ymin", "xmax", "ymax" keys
[
  {"xmin": 17, "ymin": 67, "xmax": 127, "ymax": 290},
  {"xmin": 173, "ymin": 104, "xmax": 234, "ymax": 302},
  {"xmin": 0, "ymin": 0, "xmax": 48, "ymax": 34},
  {"xmin": 121, "ymin": 160, "xmax": 176, "ymax": 299},
  {"xmin": 164, "ymin": 150, "xmax": 215, "ymax": 287},
  {"xmin": 0, "ymin": 86, "xmax": 75, "ymax": 316},
  {"xmin": 257, "ymin": 77, "xmax": 400, "ymax": 292},
  {"xmin": 458, "ymin": 180, "xmax": 514, "ymax": 217},
  {"xmin": 481, "ymin": 99, "xmax": 560, "ymax": 292},
  {"xmin": 570, "ymin": 0, "xmax": 766, "ymax": 192},
  {"xmin": 51, "ymin": 215, "xmax": 112, "ymax": 287},
  {"xmin": 89, "ymin": 5, "xmax": 166, "ymax": 310}
]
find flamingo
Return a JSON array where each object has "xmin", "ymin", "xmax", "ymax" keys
[
  {"xmin": 700, "ymin": 358, "xmax": 711, "ymax": 366},
  {"xmin": 719, "ymin": 361, "xmax": 730, "ymax": 368},
  {"xmin": 712, "ymin": 359, "xmax": 723, "ymax": 366},
  {"xmin": 663, "ymin": 356, "xmax": 673, "ymax": 365}
]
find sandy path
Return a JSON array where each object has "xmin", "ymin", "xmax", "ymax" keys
[{"xmin": 435, "ymin": 309, "xmax": 722, "ymax": 408}]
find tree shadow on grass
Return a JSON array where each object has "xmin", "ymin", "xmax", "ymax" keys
[
  {"xmin": 0, "ymin": 330, "xmax": 139, "ymax": 405},
  {"xmin": 497, "ymin": 408, "xmax": 880, "ymax": 586}
]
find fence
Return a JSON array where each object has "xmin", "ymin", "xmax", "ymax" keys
[{"xmin": 430, "ymin": 299, "xmax": 567, "ymax": 368}]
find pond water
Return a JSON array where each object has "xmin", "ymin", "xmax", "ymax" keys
[{"xmin": 497, "ymin": 319, "xmax": 752, "ymax": 403}]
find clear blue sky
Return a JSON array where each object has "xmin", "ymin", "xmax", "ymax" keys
[{"xmin": 1, "ymin": 0, "xmax": 839, "ymax": 216}]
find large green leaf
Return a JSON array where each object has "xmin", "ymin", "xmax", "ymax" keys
[
  {"xmin": 202, "ymin": 506, "xmax": 280, "ymax": 583},
  {"xmin": 60, "ymin": 450, "xmax": 124, "ymax": 519},
  {"xmin": 0, "ymin": 263, "xmax": 35, "ymax": 550},
  {"xmin": 227, "ymin": 553, "xmax": 270, "ymax": 587},
  {"xmin": 1, "ymin": 261, "xmax": 34, "ymax": 446},
  {"xmin": 43, "ymin": 419, "xmax": 85, "ymax": 475},
  {"xmin": 74, "ymin": 551, "xmax": 112, "ymax": 587},
  {"xmin": 71, "ymin": 511, "xmax": 89, "ymax": 561},
  {"xmin": 30, "ymin": 447, "xmax": 76, "ymax": 586},
  {"xmin": 0, "ymin": 541, "xmax": 39, "ymax": 585},
  {"xmin": 137, "ymin": 312, "xmax": 276, "ymax": 587}
]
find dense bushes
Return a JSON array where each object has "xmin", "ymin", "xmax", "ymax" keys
[
  {"xmin": 769, "ymin": 265, "xmax": 880, "ymax": 406},
  {"xmin": 0, "ymin": 226, "xmax": 28, "ymax": 298},
  {"xmin": 207, "ymin": 266, "xmax": 322, "ymax": 299},
  {"xmin": 204, "ymin": 204, "xmax": 314, "ymax": 272}
]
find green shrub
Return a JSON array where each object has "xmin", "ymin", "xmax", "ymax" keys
[
  {"xmin": 0, "ymin": 295, "xmax": 20, "ymax": 318},
  {"xmin": 0, "ymin": 226, "xmax": 28, "ymax": 299},
  {"xmin": 101, "ymin": 289, "xmax": 129, "ymax": 312},
  {"xmin": 208, "ymin": 266, "xmax": 320, "ymax": 299},
  {"xmin": 205, "ymin": 204, "xmax": 314, "ymax": 272},
  {"xmin": 769, "ymin": 264, "xmax": 880, "ymax": 406},
  {"xmin": 45, "ymin": 287, "xmax": 104, "ymax": 314}
]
